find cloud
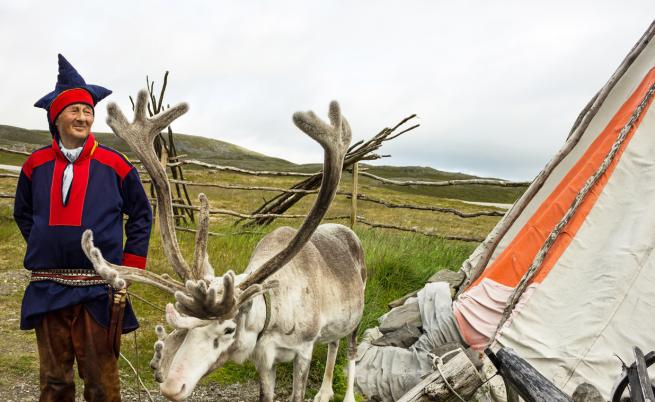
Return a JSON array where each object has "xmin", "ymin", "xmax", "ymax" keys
[{"xmin": 1, "ymin": 0, "xmax": 654, "ymax": 180}]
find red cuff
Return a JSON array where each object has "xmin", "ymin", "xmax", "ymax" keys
[{"xmin": 122, "ymin": 252, "xmax": 147, "ymax": 269}]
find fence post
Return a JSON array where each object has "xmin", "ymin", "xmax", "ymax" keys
[
  {"xmin": 350, "ymin": 162, "xmax": 359, "ymax": 228},
  {"xmin": 153, "ymin": 145, "xmax": 169, "ymax": 235}
]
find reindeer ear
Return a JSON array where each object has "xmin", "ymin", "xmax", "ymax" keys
[
  {"xmin": 237, "ymin": 280, "xmax": 279, "ymax": 311},
  {"xmin": 238, "ymin": 299, "xmax": 254, "ymax": 314}
]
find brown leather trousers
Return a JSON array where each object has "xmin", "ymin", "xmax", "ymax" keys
[{"xmin": 35, "ymin": 304, "xmax": 121, "ymax": 402}]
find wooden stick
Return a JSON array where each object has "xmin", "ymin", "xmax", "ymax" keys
[
  {"xmin": 397, "ymin": 350, "xmax": 482, "ymax": 402},
  {"xmin": 151, "ymin": 197, "xmax": 486, "ymax": 241},
  {"xmin": 359, "ymin": 172, "xmax": 529, "ymax": 187},
  {"xmin": 0, "ymin": 146, "xmax": 31, "ymax": 156},
  {"xmin": 0, "ymin": 173, "xmax": 19, "ymax": 178},
  {"xmin": 457, "ymin": 19, "xmax": 655, "ymax": 295},
  {"xmin": 144, "ymin": 178, "xmax": 321, "ymax": 194},
  {"xmin": 350, "ymin": 162, "xmax": 359, "ymax": 228},
  {"xmin": 352, "ymin": 193, "xmax": 505, "ymax": 218},
  {"xmin": 0, "ymin": 193, "xmax": 15, "ymax": 199},
  {"xmin": 244, "ymin": 115, "xmax": 420, "ymax": 226},
  {"xmin": 175, "ymin": 226, "xmax": 270, "ymax": 237},
  {"xmin": 182, "ymin": 159, "xmax": 315, "ymax": 177},
  {"xmin": 356, "ymin": 218, "xmax": 483, "ymax": 242}
]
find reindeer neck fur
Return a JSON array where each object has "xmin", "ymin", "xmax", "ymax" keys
[
  {"xmin": 226, "ymin": 278, "xmax": 269, "ymax": 365},
  {"xmin": 243, "ymin": 223, "xmax": 366, "ymax": 349}
]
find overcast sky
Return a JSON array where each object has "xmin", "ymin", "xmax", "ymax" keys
[{"xmin": 1, "ymin": 1, "xmax": 654, "ymax": 180}]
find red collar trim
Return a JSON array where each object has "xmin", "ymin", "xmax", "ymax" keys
[{"xmin": 52, "ymin": 133, "xmax": 97, "ymax": 162}]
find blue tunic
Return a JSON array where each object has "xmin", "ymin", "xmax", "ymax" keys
[{"xmin": 13, "ymin": 134, "xmax": 152, "ymax": 332}]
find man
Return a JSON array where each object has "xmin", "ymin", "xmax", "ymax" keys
[{"xmin": 13, "ymin": 54, "xmax": 152, "ymax": 402}]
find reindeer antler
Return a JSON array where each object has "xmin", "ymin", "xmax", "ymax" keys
[
  {"xmin": 81, "ymin": 230, "xmax": 185, "ymax": 293},
  {"xmin": 238, "ymin": 100, "xmax": 351, "ymax": 290},
  {"xmin": 83, "ymin": 90, "xmax": 225, "ymax": 290},
  {"xmin": 169, "ymin": 101, "xmax": 350, "ymax": 320},
  {"xmin": 174, "ymin": 271, "xmax": 238, "ymax": 319},
  {"xmin": 85, "ymin": 95, "xmax": 350, "ymax": 324},
  {"xmin": 107, "ymin": 90, "xmax": 192, "ymax": 281}
]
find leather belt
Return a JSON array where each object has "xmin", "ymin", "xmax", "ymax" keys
[{"xmin": 30, "ymin": 269, "xmax": 107, "ymax": 286}]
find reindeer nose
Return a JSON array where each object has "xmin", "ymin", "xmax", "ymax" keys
[{"xmin": 160, "ymin": 382, "xmax": 187, "ymax": 401}]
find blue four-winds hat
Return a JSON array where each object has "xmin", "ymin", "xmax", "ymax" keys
[{"xmin": 34, "ymin": 54, "xmax": 112, "ymax": 134}]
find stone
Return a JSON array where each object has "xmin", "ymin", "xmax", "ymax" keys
[
  {"xmin": 572, "ymin": 382, "xmax": 605, "ymax": 402},
  {"xmin": 371, "ymin": 325, "xmax": 422, "ymax": 348},
  {"xmin": 427, "ymin": 269, "xmax": 466, "ymax": 294},
  {"xmin": 379, "ymin": 301, "xmax": 422, "ymax": 334},
  {"xmin": 388, "ymin": 269, "xmax": 466, "ymax": 309}
]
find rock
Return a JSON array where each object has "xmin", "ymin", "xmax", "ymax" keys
[
  {"xmin": 371, "ymin": 325, "xmax": 422, "ymax": 348},
  {"xmin": 388, "ymin": 290, "xmax": 419, "ymax": 309},
  {"xmin": 387, "ymin": 269, "xmax": 466, "ymax": 309},
  {"xmin": 428, "ymin": 269, "xmax": 466, "ymax": 299},
  {"xmin": 427, "ymin": 269, "xmax": 466, "ymax": 289},
  {"xmin": 572, "ymin": 382, "xmax": 604, "ymax": 402},
  {"xmin": 379, "ymin": 301, "xmax": 422, "ymax": 334}
]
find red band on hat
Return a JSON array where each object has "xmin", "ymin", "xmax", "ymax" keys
[{"xmin": 48, "ymin": 88, "xmax": 94, "ymax": 123}]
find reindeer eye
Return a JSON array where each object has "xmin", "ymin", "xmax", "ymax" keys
[
  {"xmin": 213, "ymin": 338, "xmax": 219, "ymax": 348},
  {"xmin": 224, "ymin": 327, "xmax": 235, "ymax": 335}
]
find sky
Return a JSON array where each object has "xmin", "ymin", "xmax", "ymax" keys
[{"xmin": 1, "ymin": 1, "xmax": 654, "ymax": 181}]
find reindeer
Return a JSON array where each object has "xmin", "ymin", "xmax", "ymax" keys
[{"xmin": 80, "ymin": 90, "xmax": 366, "ymax": 402}]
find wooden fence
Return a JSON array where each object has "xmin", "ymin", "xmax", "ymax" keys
[{"xmin": 0, "ymin": 147, "xmax": 529, "ymax": 243}]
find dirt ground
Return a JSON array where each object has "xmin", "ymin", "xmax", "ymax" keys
[{"xmin": 0, "ymin": 381, "xmax": 295, "ymax": 402}]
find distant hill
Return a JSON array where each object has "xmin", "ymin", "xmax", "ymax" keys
[
  {"xmin": 0, "ymin": 124, "xmax": 526, "ymax": 203},
  {"xmin": 0, "ymin": 124, "xmax": 296, "ymax": 171}
]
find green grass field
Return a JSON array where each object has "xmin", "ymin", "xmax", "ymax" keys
[{"xmin": 0, "ymin": 137, "xmax": 522, "ymax": 400}]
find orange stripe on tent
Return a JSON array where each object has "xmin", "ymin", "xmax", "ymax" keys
[{"xmin": 469, "ymin": 67, "xmax": 655, "ymax": 289}]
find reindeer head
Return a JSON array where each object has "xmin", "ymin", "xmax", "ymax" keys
[
  {"xmin": 151, "ymin": 271, "xmax": 278, "ymax": 400},
  {"xmin": 81, "ymin": 91, "xmax": 351, "ymax": 401}
]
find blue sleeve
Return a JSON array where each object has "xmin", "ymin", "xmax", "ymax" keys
[
  {"xmin": 121, "ymin": 167, "xmax": 152, "ymax": 269},
  {"xmin": 13, "ymin": 171, "xmax": 33, "ymax": 242}
]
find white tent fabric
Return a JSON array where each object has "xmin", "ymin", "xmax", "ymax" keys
[
  {"xmin": 495, "ymin": 100, "xmax": 655, "ymax": 397},
  {"xmin": 453, "ymin": 20, "xmax": 655, "ymax": 400}
]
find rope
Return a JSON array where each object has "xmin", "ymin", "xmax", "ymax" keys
[
  {"xmin": 128, "ymin": 290, "xmax": 166, "ymax": 313},
  {"xmin": 119, "ymin": 352, "xmax": 154, "ymax": 402},
  {"xmin": 128, "ymin": 292, "xmax": 143, "ymax": 402},
  {"xmin": 428, "ymin": 349, "xmax": 467, "ymax": 402}
]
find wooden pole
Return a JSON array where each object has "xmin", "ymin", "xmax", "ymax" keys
[
  {"xmin": 350, "ymin": 162, "xmax": 359, "ymax": 228},
  {"xmin": 486, "ymin": 347, "xmax": 572, "ymax": 402},
  {"xmin": 153, "ymin": 145, "xmax": 169, "ymax": 235},
  {"xmin": 397, "ymin": 349, "xmax": 483, "ymax": 402}
]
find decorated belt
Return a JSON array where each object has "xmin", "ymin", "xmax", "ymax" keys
[{"xmin": 30, "ymin": 269, "xmax": 107, "ymax": 286}]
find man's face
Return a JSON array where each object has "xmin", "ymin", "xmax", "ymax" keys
[{"xmin": 55, "ymin": 103, "xmax": 94, "ymax": 148}]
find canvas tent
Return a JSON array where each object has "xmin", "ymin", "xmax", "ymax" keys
[
  {"xmin": 355, "ymin": 19, "xmax": 655, "ymax": 402},
  {"xmin": 453, "ymin": 19, "xmax": 655, "ymax": 399}
]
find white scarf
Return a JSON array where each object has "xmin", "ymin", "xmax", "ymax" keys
[{"xmin": 59, "ymin": 141, "xmax": 84, "ymax": 205}]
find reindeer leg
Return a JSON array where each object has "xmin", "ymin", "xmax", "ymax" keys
[
  {"xmin": 256, "ymin": 352, "xmax": 276, "ymax": 402},
  {"xmin": 290, "ymin": 345, "xmax": 313, "ymax": 402},
  {"xmin": 343, "ymin": 328, "xmax": 359, "ymax": 402},
  {"xmin": 313, "ymin": 341, "xmax": 338, "ymax": 402}
]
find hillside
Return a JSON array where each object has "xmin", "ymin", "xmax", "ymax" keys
[
  {"xmin": 0, "ymin": 124, "xmax": 295, "ymax": 171},
  {"xmin": 0, "ymin": 124, "xmax": 526, "ymax": 203}
]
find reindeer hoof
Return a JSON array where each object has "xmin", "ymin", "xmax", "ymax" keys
[{"xmin": 313, "ymin": 387, "xmax": 334, "ymax": 402}]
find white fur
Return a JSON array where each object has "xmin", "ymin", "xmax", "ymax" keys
[{"xmin": 157, "ymin": 224, "xmax": 366, "ymax": 402}]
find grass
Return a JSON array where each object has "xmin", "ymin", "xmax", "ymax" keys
[{"xmin": 0, "ymin": 141, "xmax": 519, "ymax": 399}]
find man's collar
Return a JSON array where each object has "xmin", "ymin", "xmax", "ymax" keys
[{"xmin": 52, "ymin": 133, "xmax": 97, "ymax": 162}]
